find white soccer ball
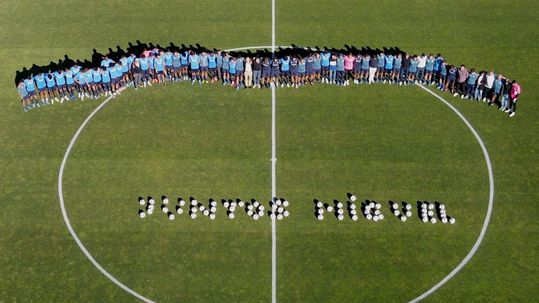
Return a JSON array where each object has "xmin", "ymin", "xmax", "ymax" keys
[
  {"xmin": 317, "ymin": 208, "xmax": 324, "ymax": 215},
  {"xmin": 336, "ymin": 202, "xmax": 343, "ymax": 209},
  {"xmin": 230, "ymin": 202, "xmax": 237, "ymax": 208},
  {"xmin": 270, "ymin": 213, "xmax": 276, "ymax": 220},
  {"xmin": 191, "ymin": 199, "xmax": 198, "ymax": 206},
  {"xmin": 247, "ymin": 205, "xmax": 253, "ymax": 211},
  {"xmin": 427, "ymin": 210, "xmax": 434, "ymax": 217},
  {"xmin": 375, "ymin": 203, "xmax": 381, "ymax": 210},
  {"xmin": 190, "ymin": 213, "xmax": 197, "ymax": 219},
  {"xmin": 449, "ymin": 218, "xmax": 456, "ymax": 224},
  {"xmin": 422, "ymin": 217, "xmax": 428, "ymax": 223},
  {"xmin": 253, "ymin": 214, "xmax": 260, "ymax": 220},
  {"xmin": 209, "ymin": 213, "xmax": 216, "ymax": 220},
  {"xmin": 271, "ymin": 203, "xmax": 278, "ymax": 210},
  {"xmin": 253, "ymin": 201, "xmax": 260, "ymax": 207},
  {"xmin": 350, "ymin": 195, "xmax": 357, "ymax": 202},
  {"xmin": 191, "ymin": 207, "xmax": 197, "ymax": 213},
  {"xmin": 283, "ymin": 210, "xmax": 289, "ymax": 217},
  {"xmin": 337, "ymin": 214, "xmax": 344, "ymax": 221},
  {"xmin": 238, "ymin": 201, "xmax": 245, "ymax": 207},
  {"xmin": 350, "ymin": 209, "xmax": 357, "ymax": 215},
  {"xmin": 199, "ymin": 205, "xmax": 206, "ymax": 212},
  {"xmin": 162, "ymin": 206, "xmax": 169, "ymax": 213},
  {"xmin": 223, "ymin": 201, "xmax": 230, "ymax": 208},
  {"xmin": 177, "ymin": 208, "xmax": 184, "ymax": 214},
  {"xmin": 337, "ymin": 209, "xmax": 344, "ymax": 215},
  {"xmin": 277, "ymin": 207, "xmax": 284, "ymax": 213},
  {"xmin": 352, "ymin": 215, "xmax": 358, "ymax": 221},
  {"xmin": 326, "ymin": 206, "xmax": 334, "ymax": 212},
  {"xmin": 210, "ymin": 206, "xmax": 217, "ymax": 213},
  {"xmin": 258, "ymin": 210, "xmax": 265, "ymax": 217},
  {"xmin": 373, "ymin": 215, "xmax": 379, "ymax": 222},
  {"xmin": 350, "ymin": 204, "xmax": 356, "ymax": 210},
  {"xmin": 442, "ymin": 217, "xmax": 448, "ymax": 223},
  {"xmin": 374, "ymin": 210, "xmax": 381, "ymax": 215},
  {"xmin": 405, "ymin": 211, "xmax": 412, "ymax": 217},
  {"xmin": 259, "ymin": 205, "xmax": 265, "ymax": 211},
  {"xmin": 168, "ymin": 214, "xmax": 175, "ymax": 220},
  {"xmin": 149, "ymin": 198, "xmax": 155, "ymax": 205},
  {"xmin": 147, "ymin": 204, "xmax": 154, "ymax": 210},
  {"xmin": 163, "ymin": 197, "xmax": 169, "ymax": 204},
  {"xmin": 277, "ymin": 214, "xmax": 283, "ymax": 220},
  {"xmin": 316, "ymin": 201, "xmax": 323, "ymax": 208},
  {"xmin": 179, "ymin": 200, "xmax": 186, "ymax": 206},
  {"xmin": 228, "ymin": 213, "xmax": 235, "ymax": 219},
  {"xmin": 139, "ymin": 199, "xmax": 145, "ymax": 205},
  {"xmin": 392, "ymin": 203, "xmax": 399, "ymax": 210},
  {"xmin": 203, "ymin": 210, "xmax": 210, "ymax": 216},
  {"xmin": 366, "ymin": 214, "xmax": 373, "ymax": 220},
  {"xmin": 393, "ymin": 210, "xmax": 400, "ymax": 216},
  {"xmin": 430, "ymin": 218, "xmax": 436, "ymax": 224},
  {"xmin": 400, "ymin": 216, "xmax": 407, "ymax": 222},
  {"xmin": 139, "ymin": 211, "xmax": 146, "ymax": 218},
  {"xmin": 229, "ymin": 206, "xmax": 236, "ymax": 212},
  {"xmin": 405, "ymin": 204, "xmax": 412, "ymax": 210},
  {"xmin": 428, "ymin": 203, "xmax": 434, "ymax": 210},
  {"xmin": 283, "ymin": 200, "xmax": 289, "ymax": 207},
  {"xmin": 317, "ymin": 214, "xmax": 324, "ymax": 220},
  {"xmin": 210, "ymin": 200, "xmax": 217, "ymax": 207},
  {"xmin": 369, "ymin": 202, "xmax": 375, "ymax": 208},
  {"xmin": 247, "ymin": 210, "xmax": 253, "ymax": 217},
  {"xmin": 379, "ymin": 214, "xmax": 384, "ymax": 220},
  {"xmin": 275, "ymin": 200, "xmax": 282, "ymax": 206},
  {"xmin": 439, "ymin": 204, "xmax": 445, "ymax": 210},
  {"xmin": 147, "ymin": 208, "xmax": 153, "ymax": 215},
  {"xmin": 421, "ymin": 203, "xmax": 427, "ymax": 209}
]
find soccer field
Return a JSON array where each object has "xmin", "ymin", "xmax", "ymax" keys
[{"xmin": 1, "ymin": 1, "xmax": 538, "ymax": 302}]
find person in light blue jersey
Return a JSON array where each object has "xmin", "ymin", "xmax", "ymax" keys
[
  {"xmin": 84, "ymin": 69, "xmax": 96, "ymax": 99},
  {"xmin": 424, "ymin": 54, "xmax": 435, "ymax": 84},
  {"xmin": 328, "ymin": 55, "xmax": 337, "ymax": 84},
  {"xmin": 101, "ymin": 68, "xmax": 112, "ymax": 96},
  {"xmin": 235, "ymin": 56, "xmax": 244, "ymax": 89},
  {"xmin": 172, "ymin": 51, "xmax": 181, "ymax": 81},
  {"xmin": 92, "ymin": 68, "xmax": 102, "ymax": 97},
  {"xmin": 45, "ymin": 72, "xmax": 59, "ymax": 103},
  {"xmin": 127, "ymin": 53, "xmax": 136, "ymax": 70},
  {"xmin": 491, "ymin": 74, "xmax": 504, "ymax": 104},
  {"xmin": 180, "ymin": 51, "xmax": 189, "ymax": 80},
  {"xmin": 222, "ymin": 53, "xmax": 230, "ymax": 85},
  {"xmin": 54, "ymin": 70, "xmax": 67, "ymax": 100},
  {"xmin": 101, "ymin": 56, "xmax": 114, "ymax": 68},
  {"xmin": 18, "ymin": 81, "xmax": 31, "ymax": 111},
  {"xmin": 376, "ymin": 52, "xmax": 385, "ymax": 82},
  {"xmin": 280, "ymin": 56, "xmax": 290, "ymax": 87},
  {"xmin": 361, "ymin": 54, "xmax": 370, "ymax": 83},
  {"xmin": 466, "ymin": 68, "xmax": 478, "ymax": 99},
  {"xmin": 189, "ymin": 51, "xmax": 201, "ymax": 85},
  {"xmin": 154, "ymin": 54, "xmax": 166, "ymax": 84},
  {"xmin": 438, "ymin": 61, "xmax": 448, "ymax": 91},
  {"xmin": 120, "ymin": 56, "xmax": 130, "ymax": 84},
  {"xmin": 164, "ymin": 50, "xmax": 173, "ymax": 80},
  {"xmin": 433, "ymin": 54, "xmax": 443, "ymax": 84},
  {"xmin": 64, "ymin": 68, "xmax": 76, "ymax": 99},
  {"xmin": 24, "ymin": 76, "xmax": 38, "ymax": 108},
  {"xmin": 148, "ymin": 53, "xmax": 156, "ymax": 83},
  {"xmin": 320, "ymin": 50, "xmax": 331, "ymax": 82},
  {"xmin": 75, "ymin": 69, "xmax": 87, "ymax": 99},
  {"xmin": 34, "ymin": 73, "xmax": 48, "ymax": 102},
  {"xmin": 384, "ymin": 54, "xmax": 394, "ymax": 83},
  {"xmin": 208, "ymin": 52, "xmax": 217, "ymax": 82},
  {"xmin": 228, "ymin": 57, "xmax": 237, "ymax": 87},
  {"xmin": 139, "ymin": 55, "xmax": 150, "ymax": 87},
  {"xmin": 199, "ymin": 51, "xmax": 209, "ymax": 83}
]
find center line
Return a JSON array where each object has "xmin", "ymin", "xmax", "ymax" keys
[{"xmin": 270, "ymin": 0, "xmax": 277, "ymax": 302}]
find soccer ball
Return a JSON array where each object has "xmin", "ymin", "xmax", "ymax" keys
[
  {"xmin": 223, "ymin": 201, "xmax": 230, "ymax": 208},
  {"xmin": 428, "ymin": 203, "xmax": 434, "ymax": 210},
  {"xmin": 337, "ymin": 215, "xmax": 344, "ymax": 221},
  {"xmin": 369, "ymin": 202, "xmax": 375, "ymax": 208},
  {"xmin": 283, "ymin": 210, "xmax": 290, "ymax": 217},
  {"xmin": 449, "ymin": 218, "xmax": 456, "ymax": 224},
  {"xmin": 317, "ymin": 214, "xmax": 324, "ymax": 220},
  {"xmin": 430, "ymin": 218, "xmax": 436, "ymax": 224},
  {"xmin": 277, "ymin": 214, "xmax": 283, "ymax": 220},
  {"xmin": 139, "ymin": 199, "xmax": 145, "ymax": 205},
  {"xmin": 379, "ymin": 214, "xmax": 384, "ymax": 220},
  {"xmin": 422, "ymin": 217, "xmax": 428, "ymax": 223},
  {"xmin": 163, "ymin": 197, "xmax": 169, "ymax": 204},
  {"xmin": 209, "ymin": 214, "xmax": 216, "ymax": 220},
  {"xmin": 247, "ymin": 210, "xmax": 254, "ymax": 217},
  {"xmin": 203, "ymin": 210, "xmax": 210, "ymax": 216},
  {"xmin": 405, "ymin": 211, "xmax": 412, "ymax": 217},
  {"xmin": 191, "ymin": 199, "xmax": 198, "ymax": 206},
  {"xmin": 392, "ymin": 203, "xmax": 399, "ymax": 210},
  {"xmin": 229, "ymin": 206, "xmax": 236, "ymax": 212},
  {"xmin": 277, "ymin": 207, "xmax": 284, "ymax": 214},
  {"xmin": 400, "ymin": 216, "xmax": 407, "ymax": 222},
  {"xmin": 337, "ymin": 209, "xmax": 344, "ymax": 215},
  {"xmin": 162, "ymin": 206, "xmax": 169, "ymax": 213},
  {"xmin": 373, "ymin": 215, "xmax": 379, "ymax": 222},
  {"xmin": 148, "ymin": 198, "xmax": 155, "ymax": 205},
  {"xmin": 427, "ymin": 210, "xmax": 434, "ymax": 217},
  {"xmin": 352, "ymin": 215, "xmax": 358, "ymax": 221},
  {"xmin": 253, "ymin": 214, "xmax": 260, "ymax": 220},
  {"xmin": 210, "ymin": 200, "xmax": 217, "ymax": 207},
  {"xmin": 442, "ymin": 217, "xmax": 448, "ymax": 223},
  {"xmin": 270, "ymin": 213, "xmax": 276, "ymax": 220},
  {"xmin": 177, "ymin": 208, "xmax": 184, "ymax": 214},
  {"xmin": 366, "ymin": 214, "xmax": 373, "ymax": 220},
  {"xmin": 139, "ymin": 211, "xmax": 146, "ymax": 218},
  {"xmin": 210, "ymin": 206, "xmax": 217, "ymax": 213},
  {"xmin": 350, "ymin": 204, "xmax": 356, "ymax": 210},
  {"xmin": 228, "ymin": 213, "xmax": 235, "ymax": 219},
  {"xmin": 393, "ymin": 210, "xmax": 400, "ymax": 216},
  {"xmin": 375, "ymin": 203, "xmax": 381, "ymax": 210},
  {"xmin": 168, "ymin": 214, "xmax": 175, "ymax": 220},
  {"xmin": 179, "ymin": 200, "xmax": 186, "ymax": 207},
  {"xmin": 191, "ymin": 207, "xmax": 198, "ymax": 213},
  {"xmin": 350, "ymin": 209, "xmax": 357, "ymax": 215},
  {"xmin": 199, "ymin": 205, "xmax": 206, "ymax": 212},
  {"xmin": 374, "ymin": 210, "xmax": 381, "ymax": 215},
  {"xmin": 238, "ymin": 201, "xmax": 245, "ymax": 207},
  {"xmin": 326, "ymin": 206, "xmax": 334, "ymax": 212},
  {"xmin": 190, "ymin": 213, "xmax": 197, "ymax": 219},
  {"xmin": 253, "ymin": 201, "xmax": 260, "ymax": 208},
  {"xmin": 258, "ymin": 210, "xmax": 265, "ymax": 217},
  {"xmin": 316, "ymin": 201, "xmax": 323, "ymax": 208},
  {"xmin": 336, "ymin": 202, "xmax": 343, "ymax": 209},
  {"xmin": 283, "ymin": 200, "xmax": 289, "ymax": 207},
  {"xmin": 350, "ymin": 195, "xmax": 357, "ymax": 202},
  {"xmin": 405, "ymin": 204, "xmax": 412, "ymax": 210}
]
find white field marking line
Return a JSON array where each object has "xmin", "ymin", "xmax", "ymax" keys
[
  {"xmin": 271, "ymin": 0, "xmax": 277, "ymax": 302},
  {"xmin": 410, "ymin": 84, "xmax": 495, "ymax": 302},
  {"xmin": 57, "ymin": 88, "xmax": 154, "ymax": 303}
]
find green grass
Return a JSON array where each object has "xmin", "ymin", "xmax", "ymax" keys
[{"xmin": 0, "ymin": 0, "xmax": 538, "ymax": 302}]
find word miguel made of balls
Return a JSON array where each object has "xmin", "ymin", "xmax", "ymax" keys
[{"xmin": 137, "ymin": 193, "xmax": 456, "ymax": 224}]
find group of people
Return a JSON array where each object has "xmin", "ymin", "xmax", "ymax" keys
[{"xmin": 16, "ymin": 46, "xmax": 521, "ymax": 117}]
